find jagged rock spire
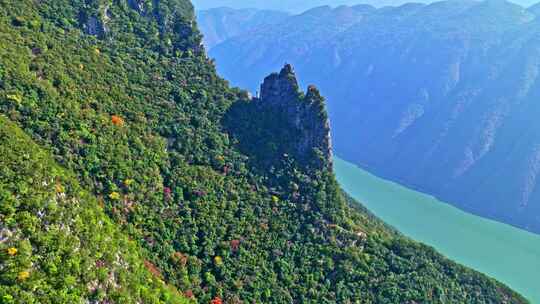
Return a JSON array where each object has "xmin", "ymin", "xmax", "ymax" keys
[
  {"xmin": 256, "ymin": 64, "xmax": 333, "ymax": 169},
  {"xmin": 260, "ymin": 64, "xmax": 301, "ymax": 106}
]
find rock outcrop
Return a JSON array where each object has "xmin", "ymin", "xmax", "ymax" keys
[
  {"xmin": 127, "ymin": 0, "xmax": 145, "ymax": 13},
  {"xmin": 256, "ymin": 64, "xmax": 332, "ymax": 169},
  {"xmin": 83, "ymin": 15, "xmax": 105, "ymax": 36}
]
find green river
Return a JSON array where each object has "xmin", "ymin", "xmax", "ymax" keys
[{"xmin": 334, "ymin": 157, "xmax": 540, "ymax": 303}]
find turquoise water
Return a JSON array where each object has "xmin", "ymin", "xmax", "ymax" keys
[{"xmin": 334, "ymin": 157, "xmax": 540, "ymax": 303}]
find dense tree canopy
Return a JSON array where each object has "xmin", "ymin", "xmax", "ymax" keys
[
  {"xmin": 0, "ymin": 116, "xmax": 188, "ymax": 303},
  {"xmin": 0, "ymin": 0, "xmax": 529, "ymax": 303}
]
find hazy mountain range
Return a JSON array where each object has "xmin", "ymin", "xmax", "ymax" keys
[
  {"xmin": 193, "ymin": 0, "xmax": 540, "ymax": 12},
  {"xmin": 197, "ymin": 7, "xmax": 289, "ymax": 48},
  {"xmin": 201, "ymin": 0, "xmax": 540, "ymax": 233}
]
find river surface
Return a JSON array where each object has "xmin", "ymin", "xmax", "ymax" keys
[{"xmin": 334, "ymin": 157, "xmax": 540, "ymax": 303}]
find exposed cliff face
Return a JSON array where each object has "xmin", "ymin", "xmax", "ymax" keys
[
  {"xmin": 127, "ymin": 0, "xmax": 145, "ymax": 12},
  {"xmin": 73, "ymin": 0, "xmax": 200, "ymax": 52},
  {"xmin": 259, "ymin": 64, "xmax": 301, "ymax": 106},
  {"xmin": 223, "ymin": 64, "xmax": 332, "ymax": 172},
  {"xmin": 257, "ymin": 64, "xmax": 332, "ymax": 169},
  {"xmin": 82, "ymin": 15, "xmax": 106, "ymax": 36}
]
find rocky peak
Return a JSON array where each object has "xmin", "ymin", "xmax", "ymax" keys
[
  {"xmin": 259, "ymin": 64, "xmax": 300, "ymax": 106},
  {"xmin": 256, "ymin": 64, "xmax": 332, "ymax": 169}
]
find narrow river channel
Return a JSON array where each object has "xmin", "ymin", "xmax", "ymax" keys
[{"xmin": 334, "ymin": 157, "xmax": 540, "ymax": 303}]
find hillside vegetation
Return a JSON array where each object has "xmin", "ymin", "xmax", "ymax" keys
[
  {"xmin": 0, "ymin": 0, "xmax": 530, "ymax": 303},
  {"xmin": 0, "ymin": 116, "xmax": 188, "ymax": 303}
]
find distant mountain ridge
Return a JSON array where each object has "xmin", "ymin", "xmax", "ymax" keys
[
  {"xmin": 203, "ymin": 0, "xmax": 540, "ymax": 233},
  {"xmin": 192, "ymin": 0, "xmax": 540, "ymax": 12},
  {"xmin": 196, "ymin": 7, "xmax": 288, "ymax": 48}
]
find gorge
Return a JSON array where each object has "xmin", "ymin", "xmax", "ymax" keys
[{"xmin": 202, "ymin": 0, "xmax": 540, "ymax": 234}]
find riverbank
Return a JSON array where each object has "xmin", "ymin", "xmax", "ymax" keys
[{"xmin": 335, "ymin": 156, "xmax": 540, "ymax": 303}]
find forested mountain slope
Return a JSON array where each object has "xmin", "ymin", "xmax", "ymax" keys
[
  {"xmin": 0, "ymin": 117, "xmax": 188, "ymax": 303},
  {"xmin": 207, "ymin": 0, "xmax": 540, "ymax": 234},
  {"xmin": 0, "ymin": 0, "xmax": 529, "ymax": 303}
]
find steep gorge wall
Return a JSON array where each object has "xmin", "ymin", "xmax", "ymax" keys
[{"xmin": 206, "ymin": 1, "xmax": 540, "ymax": 233}]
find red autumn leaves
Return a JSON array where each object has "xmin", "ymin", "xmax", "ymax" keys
[
  {"xmin": 164, "ymin": 186, "xmax": 172, "ymax": 201},
  {"xmin": 182, "ymin": 292, "xmax": 222, "ymax": 304},
  {"xmin": 230, "ymin": 239, "xmax": 240, "ymax": 251},
  {"xmin": 210, "ymin": 297, "xmax": 223, "ymax": 304}
]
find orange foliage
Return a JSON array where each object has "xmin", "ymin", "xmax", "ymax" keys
[{"xmin": 111, "ymin": 115, "xmax": 125, "ymax": 126}]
